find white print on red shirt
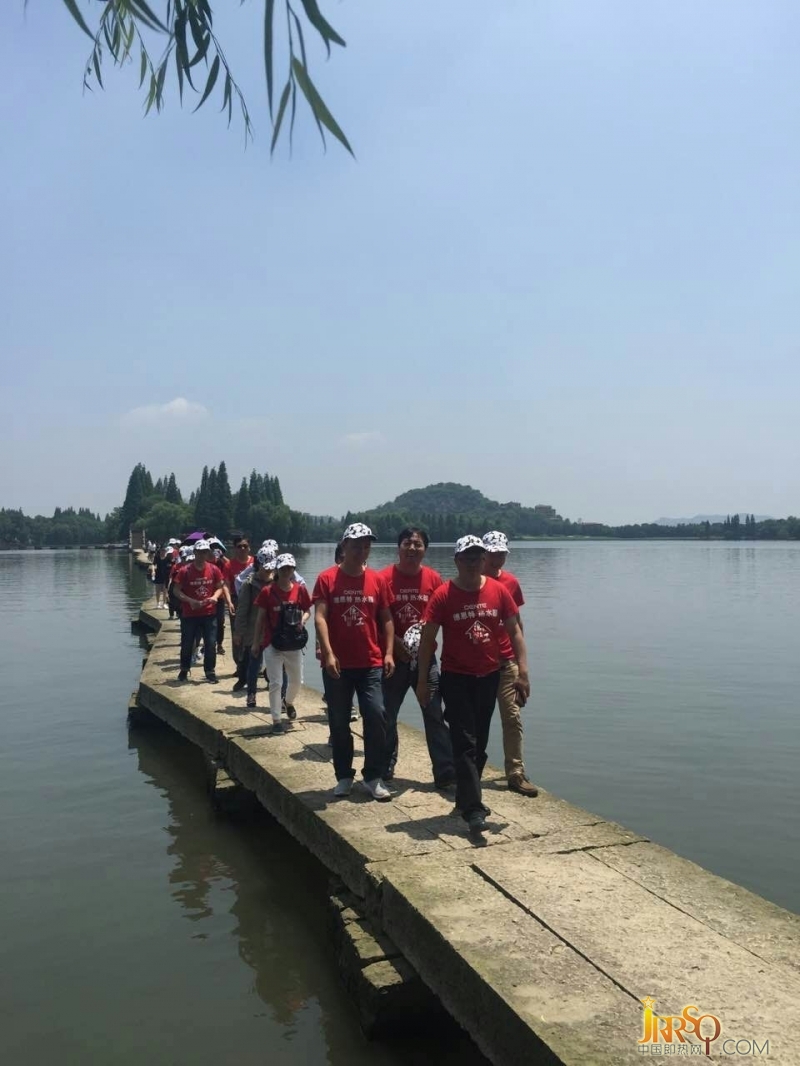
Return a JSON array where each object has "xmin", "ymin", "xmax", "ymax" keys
[
  {"xmin": 342, "ymin": 605, "xmax": 368, "ymax": 627},
  {"xmin": 395, "ymin": 601, "xmax": 422, "ymax": 628},
  {"xmin": 466, "ymin": 619, "xmax": 492, "ymax": 644},
  {"xmin": 449, "ymin": 602, "xmax": 500, "ymax": 623}
]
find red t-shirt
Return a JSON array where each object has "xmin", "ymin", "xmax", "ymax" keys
[
  {"xmin": 378, "ymin": 564, "xmax": 443, "ymax": 637},
  {"xmin": 254, "ymin": 582, "xmax": 312, "ymax": 648},
  {"xmin": 423, "ymin": 578, "xmax": 519, "ymax": 676},
  {"xmin": 225, "ymin": 555, "xmax": 254, "ymax": 590},
  {"xmin": 312, "ymin": 568, "xmax": 394, "ymax": 669},
  {"xmin": 490, "ymin": 570, "xmax": 524, "ymax": 661},
  {"xmin": 175, "ymin": 562, "xmax": 224, "ymax": 617}
]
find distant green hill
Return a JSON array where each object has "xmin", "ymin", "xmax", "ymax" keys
[
  {"xmin": 315, "ymin": 482, "xmax": 565, "ymax": 542},
  {"xmin": 372, "ymin": 482, "xmax": 503, "ymax": 516}
]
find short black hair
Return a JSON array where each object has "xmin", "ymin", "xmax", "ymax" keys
[
  {"xmin": 334, "ymin": 542, "xmax": 345, "ymax": 564},
  {"xmin": 397, "ymin": 526, "xmax": 429, "ymax": 549}
]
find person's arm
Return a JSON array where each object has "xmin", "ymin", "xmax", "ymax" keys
[
  {"xmin": 503, "ymin": 615, "xmax": 530, "ymax": 705},
  {"xmin": 314, "ymin": 599, "xmax": 340, "ymax": 678},
  {"xmin": 233, "ymin": 585, "xmax": 251, "ymax": 642},
  {"xmin": 378, "ymin": 607, "xmax": 395, "ymax": 678},
  {"xmin": 415, "ymin": 622, "xmax": 439, "ymax": 707},
  {"xmin": 251, "ymin": 606, "xmax": 266, "ymax": 656}
]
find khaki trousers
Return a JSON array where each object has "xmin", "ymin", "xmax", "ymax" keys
[{"xmin": 497, "ymin": 658, "xmax": 525, "ymax": 779}]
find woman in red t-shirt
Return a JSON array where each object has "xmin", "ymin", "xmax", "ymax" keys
[{"xmin": 252, "ymin": 553, "xmax": 311, "ymax": 731}]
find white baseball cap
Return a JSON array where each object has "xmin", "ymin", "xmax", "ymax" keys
[
  {"xmin": 454, "ymin": 535, "xmax": 486, "ymax": 556},
  {"xmin": 261, "ymin": 539, "xmax": 279, "ymax": 554},
  {"xmin": 275, "ymin": 553, "xmax": 296, "ymax": 570},
  {"xmin": 483, "ymin": 531, "xmax": 510, "ymax": 553},
  {"xmin": 256, "ymin": 547, "xmax": 277, "ymax": 569},
  {"xmin": 194, "ymin": 539, "xmax": 211, "ymax": 552},
  {"xmin": 342, "ymin": 522, "xmax": 376, "ymax": 541}
]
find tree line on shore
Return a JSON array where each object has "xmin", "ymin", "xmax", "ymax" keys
[{"xmin": 2, "ymin": 470, "xmax": 799, "ymax": 548}]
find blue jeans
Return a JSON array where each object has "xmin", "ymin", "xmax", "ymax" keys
[
  {"xmin": 382, "ymin": 657, "xmax": 455, "ymax": 785},
  {"xmin": 325, "ymin": 667, "xmax": 387, "ymax": 783},
  {"xmin": 180, "ymin": 615, "xmax": 217, "ymax": 676}
]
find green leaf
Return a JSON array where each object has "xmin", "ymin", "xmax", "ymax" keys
[
  {"xmin": 61, "ymin": 0, "xmax": 94, "ymax": 40},
  {"xmin": 291, "ymin": 12, "xmax": 324, "ymax": 147},
  {"xmin": 298, "ymin": 0, "xmax": 346, "ymax": 54},
  {"xmin": 127, "ymin": 0, "xmax": 168, "ymax": 33},
  {"xmin": 270, "ymin": 77, "xmax": 291, "ymax": 155},
  {"xmin": 174, "ymin": 8, "xmax": 196, "ymax": 90},
  {"xmin": 264, "ymin": 0, "xmax": 275, "ymax": 117},
  {"xmin": 192, "ymin": 53, "xmax": 220, "ymax": 111},
  {"xmin": 139, "ymin": 47, "xmax": 148, "ymax": 89},
  {"xmin": 187, "ymin": 5, "xmax": 210, "ymax": 66},
  {"xmin": 175, "ymin": 43, "xmax": 184, "ymax": 102},
  {"xmin": 155, "ymin": 59, "xmax": 168, "ymax": 112},
  {"xmin": 291, "ymin": 57, "xmax": 353, "ymax": 156},
  {"xmin": 92, "ymin": 47, "xmax": 103, "ymax": 88}
]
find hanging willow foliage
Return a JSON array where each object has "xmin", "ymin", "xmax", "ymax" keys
[{"xmin": 56, "ymin": 0, "xmax": 353, "ymax": 155}]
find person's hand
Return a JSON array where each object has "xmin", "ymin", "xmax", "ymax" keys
[
  {"xmin": 514, "ymin": 671, "xmax": 531, "ymax": 707},
  {"xmin": 383, "ymin": 653, "xmax": 395, "ymax": 679},
  {"xmin": 251, "ymin": 643, "xmax": 261, "ymax": 658},
  {"xmin": 228, "ymin": 604, "xmax": 236, "ymax": 618},
  {"xmin": 415, "ymin": 680, "xmax": 430, "ymax": 709},
  {"xmin": 233, "ymin": 634, "xmax": 242, "ymax": 646},
  {"xmin": 324, "ymin": 653, "xmax": 341, "ymax": 679}
]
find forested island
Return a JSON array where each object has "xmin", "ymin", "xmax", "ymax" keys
[{"xmin": 1, "ymin": 467, "xmax": 799, "ymax": 548}]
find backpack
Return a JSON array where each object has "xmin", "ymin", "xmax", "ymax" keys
[{"xmin": 270, "ymin": 587, "xmax": 309, "ymax": 651}]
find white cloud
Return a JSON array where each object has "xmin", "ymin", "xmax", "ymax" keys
[
  {"xmin": 339, "ymin": 431, "xmax": 385, "ymax": 448},
  {"xmin": 121, "ymin": 397, "xmax": 209, "ymax": 426}
]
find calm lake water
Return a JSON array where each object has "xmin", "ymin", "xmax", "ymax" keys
[{"xmin": 1, "ymin": 542, "xmax": 798, "ymax": 1063}]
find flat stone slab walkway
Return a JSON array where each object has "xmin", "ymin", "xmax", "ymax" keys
[{"xmin": 135, "ymin": 596, "xmax": 800, "ymax": 1064}]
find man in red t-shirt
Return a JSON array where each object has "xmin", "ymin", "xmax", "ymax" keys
[
  {"xmin": 379, "ymin": 526, "xmax": 455, "ymax": 788},
  {"xmin": 313, "ymin": 523, "xmax": 395, "ymax": 801},
  {"xmin": 417, "ymin": 536, "xmax": 530, "ymax": 835},
  {"xmin": 173, "ymin": 540, "xmax": 225, "ymax": 683},
  {"xmin": 483, "ymin": 530, "xmax": 537, "ymax": 797}
]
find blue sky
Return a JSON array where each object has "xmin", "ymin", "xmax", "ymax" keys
[{"xmin": 2, "ymin": 1, "xmax": 799, "ymax": 524}]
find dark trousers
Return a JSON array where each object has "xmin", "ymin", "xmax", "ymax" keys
[
  {"xmin": 439, "ymin": 670, "xmax": 500, "ymax": 820},
  {"xmin": 245, "ymin": 647, "xmax": 262, "ymax": 696},
  {"xmin": 382, "ymin": 658, "xmax": 455, "ymax": 785},
  {"xmin": 325, "ymin": 667, "xmax": 387, "ymax": 783},
  {"xmin": 215, "ymin": 599, "xmax": 226, "ymax": 647},
  {"xmin": 180, "ymin": 615, "xmax": 218, "ymax": 676}
]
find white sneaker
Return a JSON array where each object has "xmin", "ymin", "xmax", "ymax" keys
[
  {"xmin": 363, "ymin": 778, "xmax": 393, "ymax": 802},
  {"xmin": 334, "ymin": 778, "xmax": 353, "ymax": 798}
]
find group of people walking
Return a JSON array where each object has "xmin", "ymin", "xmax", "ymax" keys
[{"xmin": 150, "ymin": 523, "xmax": 536, "ymax": 836}]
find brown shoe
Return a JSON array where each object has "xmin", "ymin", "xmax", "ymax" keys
[{"xmin": 508, "ymin": 775, "xmax": 539, "ymax": 797}]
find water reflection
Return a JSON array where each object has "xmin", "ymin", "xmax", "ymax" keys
[{"xmin": 128, "ymin": 718, "xmax": 488, "ymax": 1065}]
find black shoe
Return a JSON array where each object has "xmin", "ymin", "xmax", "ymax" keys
[
  {"xmin": 232, "ymin": 680, "xmax": 246, "ymax": 692},
  {"xmin": 217, "ymin": 645, "xmax": 225, "ymax": 655},
  {"xmin": 466, "ymin": 810, "xmax": 488, "ymax": 833},
  {"xmin": 205, "ymin": 673, "xmax": 218, "ymax": 684},
  {"xmin": 177, "ymin": 670, "xmax": 188, "ymax": 682},
  {"xmin": 435, "ymin": 776, "xmax": 457, "ymax": 790},
  {"xmin": 272, "ymin": 721, "xmax": 285, "ymax": 735},
  {"xmin": 285, "ymin": 704, "xmax": 297, "ymax": 720}
]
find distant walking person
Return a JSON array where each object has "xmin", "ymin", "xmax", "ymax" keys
[
  {"xmin": 378, "ymin": 527, "xmax": 455, "ymax": 787},
  {"xmin": 313, "ymin": 524, "xmax": 395, "ymax": 801},
  {"xmin": 232, "ymin": 547, "xmax": 275, "ymax": 701},
  {"xmin": 173, "ymin": 539, "xmax": 225, "ymax": 684},
  {"xmin": 483, "ymin": 531, "xmax": 537, "ymax": 797},
  {"xmin": 152, "ymin": 545, "xmax": 173, "ymax": 609},
  {"xmin": 254, "ymin": 553, "xmax": 312, "ymax": 731},
  {"xmin": 417, "ymin": 536, "xmax": 530, "ymax": 835}
]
